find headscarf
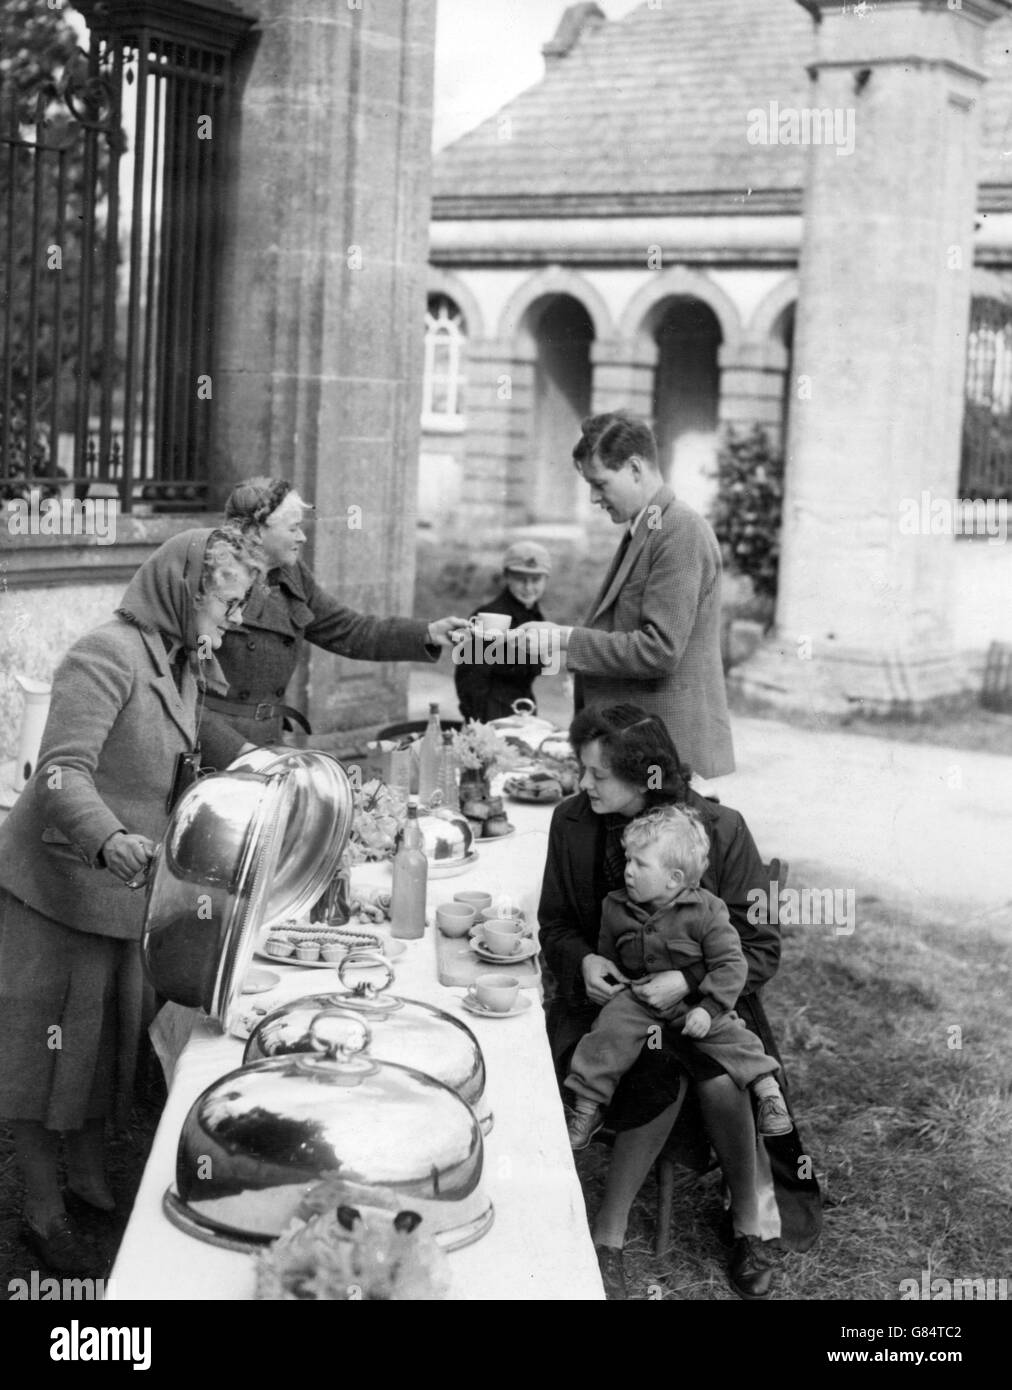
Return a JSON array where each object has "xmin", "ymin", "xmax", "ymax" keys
[{"xmin": 116, "ymin": 528, "xmax": 228, "ymax": 689}]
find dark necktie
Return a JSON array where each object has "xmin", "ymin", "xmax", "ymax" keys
[{"xmin": 609, "ymin": 527, "xmax": 632, "ymax": 580}]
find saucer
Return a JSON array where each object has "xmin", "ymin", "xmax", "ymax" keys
[
  {"xmin": 470, "ymin": 935, "xmax": 539, "ymax": 965},
  {"xmin": 461, "ymin": 994, "xmax": 533, "ymax": 1020},
  {"xmin": 242, "ymin": 967, "xmax": 280, "ymax": 995}
]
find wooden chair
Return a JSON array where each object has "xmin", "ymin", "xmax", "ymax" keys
[{"xmin": 653, "ymin": 856, "xmax": 789, "ymax": 1256}]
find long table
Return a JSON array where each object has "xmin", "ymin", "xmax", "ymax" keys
[{"xmin": 109, "ymin": 798, "xmax": 605, "ymax": 1301}]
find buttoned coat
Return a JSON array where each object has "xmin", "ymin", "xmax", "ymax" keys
[
  {"xmin": 203, "ymin": 559, "xmax": 439, "ymax": 757},
  {"xmin": 0, "ymin": 620, "xmax": 235, "ymax": 940},
  {"xmin": 538, "ymin": 788, "xmax": 779, "ymax": 1065},
  {"xmin": 566, "ymin": 485, "xmax": 734, "ymax": 778}
]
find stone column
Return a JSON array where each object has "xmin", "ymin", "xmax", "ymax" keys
[
  {"xmin": 735, "ymin": 0, "xmax": 1011, "ymax": 715},
  {"xmin": 210, "ymin": 0, "xmax": 437, "ymax": 746},
  {"xmin": 590, "ymin": 339, "xmax": 657, "ymax": 419},
  {"xmin": 459, "ymin": 339, "xmax": 536, "ymax": 538},
  {"xmin": 718, "ymin": 340, "xmax": 790, "ymax": 450}
]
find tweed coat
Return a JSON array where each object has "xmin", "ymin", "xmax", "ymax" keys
[
  {"xmin": 0, "ymin": 620, "xmax": 236, "ymax": 941},
  {"xmin": 202, "ymin": 558, "xmax": 439, "ymax": 757},
  {"xmin": 566, "ymin": 485, "xmax": 734, "ymax": 778}
]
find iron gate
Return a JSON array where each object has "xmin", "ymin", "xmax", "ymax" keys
[{"xmin": 0, "ymin": 0, "xmax": 254, "ymax": 513}]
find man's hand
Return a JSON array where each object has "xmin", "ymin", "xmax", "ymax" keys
[
  {"xmin": 581, "ymin": 953, "xmax": 630, "ymax": 1005},
  {"xmin": 103, "ymin": 831, "xmax": 156, "ymax": 883},
  {"xmin": 629, "ymin": 970, "xmax": 690, "ymax": 1018},
  {"xmin": 681, "ymin": 1006, "xmax": 712, "ymax": 1039},
  {"xmin": 514, "ymin": 621, "xmax": 569, "ymax": 650},
  {"xmin": 426, "ymin": 616, "xmax": 471, "ymax": 647}
]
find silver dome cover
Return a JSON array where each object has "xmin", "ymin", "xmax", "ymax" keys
[
  {"xmin": 140, "ymin": 751, "xmax": 354, "ymax": 1032},
  {"xmin": 242, "ymin": 956, "xmax": 492, "ymax": 1132},
  {"xmin": 164, "ymin": 1012, "xmax": 494, "ymax": 1252}
]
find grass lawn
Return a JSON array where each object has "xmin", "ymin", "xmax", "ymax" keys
[{"xmin": 574, "ymin": 888, "xmax": 1012, "ymax": 1299}]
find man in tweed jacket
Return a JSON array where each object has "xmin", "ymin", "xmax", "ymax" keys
[{"xmin": 520, "ymin": 412, "xmax": 734, "ymax": 778}]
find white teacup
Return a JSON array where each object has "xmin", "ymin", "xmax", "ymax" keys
[
  {"xmin": 479, "ymin": 903, "xmax": 525, "ymax": 926},
  {"xmin": 469, "ymin": 612, "xmax": 512, "ymax": 634},
  {"xmin": 455, "ymin": 890, "xmax": 493, "ymax": 913},
  {"xmin": 436, "ymin": 901, "xmax": 477, "ymax": 938},
  {"xmin": 482, "ymin": 919, "xmax": 525, "ymax": 956},
  {"xmin": 468, "ymin": 974, "xmax": 520, "ymax": 1013}
]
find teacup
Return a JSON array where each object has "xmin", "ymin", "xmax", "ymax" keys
[
  {"xmin": 436, "ymin": 901, "xmax": 477, "ymax": 938},
  {"xmin": 454, "ymin": 890, "xmax": 493, "ymax": 913},
  {"xmin": 468, "ymin": 612, "xmax": 512, "ymax": 634},
  {"xmin": 479, "ymin": 902, "xmax": 525, "ymax": 925},
  {"xmin": 468, "ymin": 974, "xmax": 520, "ymax": 1013},
  {"xmin": 482, "ymin": 919, "xmax": 525, "ymax": 956}
]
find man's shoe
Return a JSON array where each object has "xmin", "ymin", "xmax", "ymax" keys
[
  {"xmin": 21, "ymin": 1214, "xmax": 98, "ymax": 1277},
  {"xmin": 595, "ymin": 1245, "xmax": 628, "ymax": 1300},
  {"xmin": 729, "ymin": 1234, "xmax": 775, "ymax": 1300},
  {"xmin": 755, "ymin": 1093, "xmax": 793, "ymax": 1137},
  {"xmin": 567, "ymin": 1102, "xmax": 605, "ymax": 1151}
]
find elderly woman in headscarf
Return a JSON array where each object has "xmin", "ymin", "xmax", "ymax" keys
[
  {"xmin": 0, "ymin": 526, "xmax": 261, "ymax": 1275},
  {"xmin": 199, "ymin": 477, "xmax": 468, "ymax": 759}
]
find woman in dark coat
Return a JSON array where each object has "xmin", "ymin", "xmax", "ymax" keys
[
  {"xmin": 539, "ymin": 703, "xmax": 819, "ymax": 1299},
  {"xmin": 0, "ymin": 527, "xmax": 261, "ymax": 1273},
  {"xmin": 199, "ymin": 477, "xmax": 468, "ymax": 760}
]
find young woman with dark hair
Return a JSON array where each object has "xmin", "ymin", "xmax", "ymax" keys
[{"xmin": 539, "ymin": 703, "xmax": 819, "ymax": 1299}]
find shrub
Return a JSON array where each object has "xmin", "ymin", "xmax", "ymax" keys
[{"xmin": 710, "ymin": 424, "xmax": 784, "ymax": 603}]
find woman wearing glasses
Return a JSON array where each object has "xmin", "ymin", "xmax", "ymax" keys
[
  {"xmin": 200, "ymin": 477, "xmax": 468, "ymax": 759},
  {"xmin": 0, "ymin": 526, "xmax": 261, "ymax": 1275}
]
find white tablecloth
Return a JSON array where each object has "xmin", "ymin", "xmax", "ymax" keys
[{"xmin": 110, "ymin": 800, "xmax": 605, "ymax": 1300}]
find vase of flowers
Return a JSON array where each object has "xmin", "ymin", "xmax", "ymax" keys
[
  {"xmin": 451, "ymin": 721, "xmax": 517, "ymax": 834},
  {"xmin": 344, "ymin": 778, "xmax": 408, "ymax": 865}
]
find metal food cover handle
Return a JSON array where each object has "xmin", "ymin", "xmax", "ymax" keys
[
  {"xmin": 307, "ymin": 1010, "xmax": 372, "ymax": 1060},
  {"xmin": 337, "ymin": 948, "xmax": 396, "ymax": 996}
]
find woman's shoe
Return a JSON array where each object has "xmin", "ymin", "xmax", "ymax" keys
[
  {"xmin": 21, "ymin": 1213, "xmax": 98, "ymax": 1277},
  {"xmin": 64, "ymin": 1185, "xmax": 117, "ymax": 1216},
  {"xmin": 595, "ymin": 1244, "xmax": 628, "ymax": 1300},
  {"xmin": 728, "ymin": 1234, "xmax": 774, "ymax": 1300}
]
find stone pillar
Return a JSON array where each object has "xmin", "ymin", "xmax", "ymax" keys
[
  {"xmin": 590, "ymin": 339, "xmax": 657, "ymax": 419},
  {"xmin": 718, "ymin": 340, "xmax": 790, "ymax": 450},
  {"xmin": 459, "ymin": 339, "xmax": 536, "ymax": 538},
  {"xmin": 210, "ymin": 0, "xmax": 438, "ymax": 745},
  {"xmin": 734, "ymin": 0, "xmax": 1011, "ymax": 715}
]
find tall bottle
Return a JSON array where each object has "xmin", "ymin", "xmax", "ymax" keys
[
  {"xmin": 390, "ymin": 795, "xmax": 428, "ymax": 939},
  {"xmin": 437, "ymin": 729, "xmax": 459, "ymax": 811},
  {"xmin": 416, "ymin": 701, "xmax": 442, "ymax": 804}
]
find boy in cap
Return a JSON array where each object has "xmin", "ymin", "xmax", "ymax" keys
[{"xmin": 454, "ymin": 540, "xmax": 554, "ymax": 722}]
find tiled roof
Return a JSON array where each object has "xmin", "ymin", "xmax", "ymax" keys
[{"xmin": 433, "ymin": 0, "xmax": 1012, "ymax": 214}]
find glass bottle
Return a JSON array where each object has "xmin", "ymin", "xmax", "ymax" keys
[
  {"xmin": 416, "ymin": 701, "xmax": 442, "ymax": 804},
  {"xmin": 437, "ymin": 729, "xmax": 459, "ymax": 811},
  {"xmin": 390, "ymin": 795, "xmax": 428, "ymax": 939}
]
